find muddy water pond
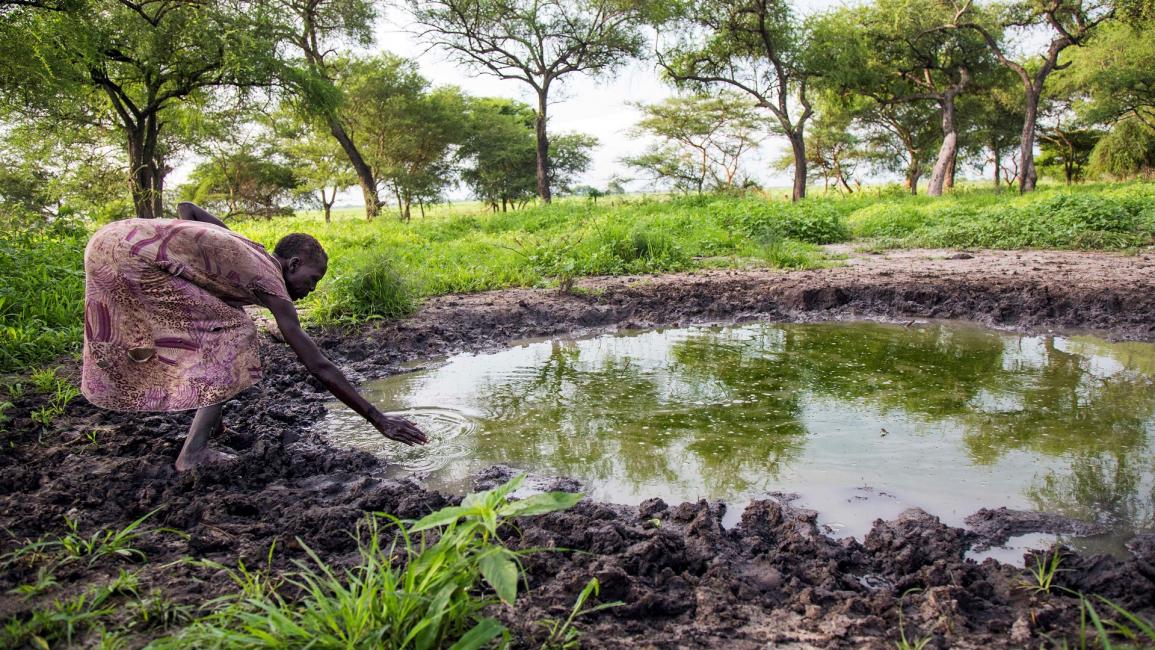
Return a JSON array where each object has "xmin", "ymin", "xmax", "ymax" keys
[{"xmin": 321, "ymin": 322, "xmax": 1155, "ymax": 557}]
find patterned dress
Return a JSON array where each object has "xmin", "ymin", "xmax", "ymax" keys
[{"xmin": 81, "ymin": 219, "xmax": 290, "ymax": 412}]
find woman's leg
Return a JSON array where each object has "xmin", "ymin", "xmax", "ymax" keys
[{"xmin": 174, "ymin": 402, "xmax": 235, "ymax": 470}]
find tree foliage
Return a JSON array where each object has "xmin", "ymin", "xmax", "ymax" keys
[
  {"xmin": 657, "ymin": 0, "xmax": 814, "ymax": 200},
  {"xmin": 809, "ymin": 0, "xmax": 1000, "ymax": 196},
  {"xmin": 410, "ymin": 0, "xmax": 646, "ymax": 203},
  {"xmin": 339, "ymin": 55, "xmax": 467, "ymax": 221},
  {"xmin": 624, "ymin": 92, "xmax": 765, "ymax": 194},
  {"xmin": 0, "ymin": 0, "xmax": 282, "ymax": 218}
]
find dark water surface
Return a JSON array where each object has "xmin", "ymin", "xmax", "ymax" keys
[{"xmin": 321, "ymin": 322, "xmax": 1155, "ymax": 557}]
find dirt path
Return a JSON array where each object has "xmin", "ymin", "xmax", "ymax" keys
[{"xmin": 1, "ymin": 248, "xmax": 1153, "ymax": 648}]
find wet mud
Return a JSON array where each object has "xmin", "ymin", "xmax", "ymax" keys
[{"xmin": 2, "ymin": 248, "xmax": 1155, "ymax": 647}]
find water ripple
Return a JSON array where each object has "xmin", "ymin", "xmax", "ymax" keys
[{"xmin": 324, "ymin": 406, "xmax": 475, "ymax": 473}]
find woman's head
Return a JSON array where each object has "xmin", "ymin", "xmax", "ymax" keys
[{"xmin": 274, "ymin": 233, "xmax": 328, "ymax": 300}]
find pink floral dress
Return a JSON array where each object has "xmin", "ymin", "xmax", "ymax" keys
[{"xmin": 81, "ymin": 219, "xmax": 290, "ymax": 412}]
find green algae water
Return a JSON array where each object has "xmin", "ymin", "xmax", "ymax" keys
[{"xmin": 320, "ymin": 322, "xmax": 1155, "ymax": 554}]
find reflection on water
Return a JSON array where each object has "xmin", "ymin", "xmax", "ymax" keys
[{"xmin": 319, "ymin": 322, "xmax": 1155, "ymax": 551}]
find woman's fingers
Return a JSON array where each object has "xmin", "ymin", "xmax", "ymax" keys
[{"xmin": 376, "ymin": 416, "xmax": 428, "ymax": 445}]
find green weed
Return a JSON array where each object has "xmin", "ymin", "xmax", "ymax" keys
[
  {"xmin": 539, "ymin": 577, "xmax": 623, "ymax": 649},
  {"xmin": 155, "ymin": 475, "xmax": 582, "ymax": 649},
  {"xmin": 1, "ymin": 509, "xmax": 165, "ymax": 570},
  {"xmin": 894, "ymin": 588, "xmax": 932, "ymax": 650},
  {"xmin": 7, "ymin": 566, "xmax": 59, "ymax": 600},
  {"xmin": 0, "ymin": 570, "xmax": 137, "ymax": 648},
  {"xmin": 758, "ymin": 238, "xmax": 828, "ymax": 269},
  {"xmin": 1022, "ymin": 546, "xmax": 1066, "ymax": 595}
]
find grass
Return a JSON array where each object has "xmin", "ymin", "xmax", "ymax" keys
[
  {"xmin": 539, "ymin": 577, "xmax": 622, "ymax": 649},
  {"xmin": 0, "ymin": 212, "xmax": 88, "ymax": 373},
  {"xmin": 3, "ymin": 181, "xmax": 1154, "ymax": 373}
]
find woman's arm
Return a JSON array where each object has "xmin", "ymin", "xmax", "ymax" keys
[
  {"xmin": 261, "ymin": 294, "xmax": 427, "ymax": 445},
  {"xmin": 177, "ymin": 202, "xmax": 229, "ymax": 229}
]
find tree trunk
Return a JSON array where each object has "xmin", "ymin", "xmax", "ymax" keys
[
  {"xmin": 927, "ymin": 96, "xmax": 959, "ymax": 197},
  {"xmin": 320, "ymin": 187, "xmax": 334, "ymax": 223},
  {"xmin": 837, "ymin": 168, "xmax": 854, "ymax": 194},
  {"xmin": 1019, "ymin": 89, "xmax": 1040, "ymax": 193},
  {"xmin": 126, "ymin": 116, "xmax": 165, "ymax": 219},
  {"xmin": 788, "ymin": 130, "xmax": 807, "ymax": 201},
  {"xmin": 535, "ymin": 89, "xmax": 552, "ymax": 204},
  {"xmin": 327, "ymin": 116, "xmax": 379, "ymax": 219},
  {"xmin": 905, "ymin": 156, "xmax": 922, "ymax": 195},
  {"xmin": 991, "ymin": 143, "xmax": 1001, "ymax": 191}
]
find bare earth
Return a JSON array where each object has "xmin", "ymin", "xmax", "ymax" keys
[{"xmin": 2, "ymin": 248, "xmax": 1154, "ymax": 648}]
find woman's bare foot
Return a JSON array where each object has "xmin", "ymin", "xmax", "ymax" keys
[{"xmin": 174, "ymin": 447, "xmax": 236, "ymax": 471}]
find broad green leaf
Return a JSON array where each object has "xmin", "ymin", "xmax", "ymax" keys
[
  {"xmin": 500, "ymin": 491, "xmax": 583, "ymax": 518},
  {"xmin": 410, "ymin": 506, "xmax": 472, "ymax": 532},
  {"xmin": 478, "ymin": 549, "xmax": 519, "ymax": 605},
  {"xmin": 448, "ymin": 617, "xmax": 505, "ymax": 650},
  {"xmin": 491, "ymin": 474, "xmax": 526, "ymax": 500}
]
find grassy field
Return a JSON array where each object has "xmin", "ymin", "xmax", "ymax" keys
[{"xmin": 2, "ymin": 181, "xmax": 1154, "ymax": 373}]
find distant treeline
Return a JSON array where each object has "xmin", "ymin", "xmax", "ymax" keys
[{"xmin": 1, "ymin": 0, "xmax": 1153, "ymax": 221}]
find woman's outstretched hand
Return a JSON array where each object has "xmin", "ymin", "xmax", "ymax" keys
[{"xmin": 369, "ymin": 409, "xmax": 428, "ymax": 446}]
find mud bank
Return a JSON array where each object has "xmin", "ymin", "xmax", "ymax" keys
[{"xmin": 2, "ymin": 249, "xmax": 1154, "ymax": 648}]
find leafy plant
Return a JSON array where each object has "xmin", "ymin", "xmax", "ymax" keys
[{"xmin": 155, "ymin": 475, "xmax": 582, "ymax": 649}]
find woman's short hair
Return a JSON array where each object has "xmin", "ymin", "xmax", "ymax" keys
[{"xmin": 274, "ymin": 233, "xmax": 328, "ymax": 267}]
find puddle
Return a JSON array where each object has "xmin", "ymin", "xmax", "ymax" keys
[{"xmin": 319, "ymin": 321, "xmax": 1155, "ymax": 557}]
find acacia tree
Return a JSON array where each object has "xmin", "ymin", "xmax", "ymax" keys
[
  {"xmin": 458, "ymin": 98, "xmax": 538, "ymax": 211},
  {"xmin": 272, "ymin": 113, "xmax": 356, "ymax": 222},
  {"xmin": 948, "ymin": 0, "xmax": 1115, "ymax": 192},
  {"xmin": 809, "ymin": 0, "xmax": 997, "ymax": 196},
  {"xmin": 623, "ymin": 92, "xmax": 765, "ymax": 194},
  {"xmin": 656, "ymin": 0, "xmax": 813, "ymax": 201},
  {"xmin": 340, "ymin": 55, "xmax": 466, "ymax": 221},
  {"xmin": 0, "ymin": 0, "xmax": 279, "ymax": 219},
  {"xmin": 409, "ymin": 0, "xmax": 646, "ymax": 203},
  {"xmin": 271, "ymin": 0, "xmax": 385, "ymax": 218},
  {"xmin": 857, "ymin": 101, "xmax": 942, "ymax": 194},
  {"xmin": 1059, "ymin": 16, "xmax": 1155, "ymax": 128},
  {"xmin": 957, "ymin": 67, "xmax": 1023, "ymax": 189},
  {"xmin": 798, "ymin": 102, "xmax": 861, "ymax": 194}
]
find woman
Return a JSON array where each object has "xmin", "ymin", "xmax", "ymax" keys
[{"xmin": 81, "ymin": 202, "xmax": 426, "ymax": 470}]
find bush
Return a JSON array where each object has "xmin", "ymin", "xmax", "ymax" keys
[
  {"xmin": 847, "ymin": 203, "xmax": 931, "ymax": 238},
  {"xmin": 759, "ymin": 239, "xmax": 826, "ymax": 269},
  {"xmin": 729, "ymin": 199, "xmax": 852, "ymax": 245}
]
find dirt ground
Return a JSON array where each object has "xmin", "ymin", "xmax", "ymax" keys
[{"xmin": 2, "ymin": 248, "xmax": 1155, "ymax": 648}]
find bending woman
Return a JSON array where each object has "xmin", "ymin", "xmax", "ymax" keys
[{"xmin": 81, "ymin": 202, "xmax": 426, "ymax": 470}]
